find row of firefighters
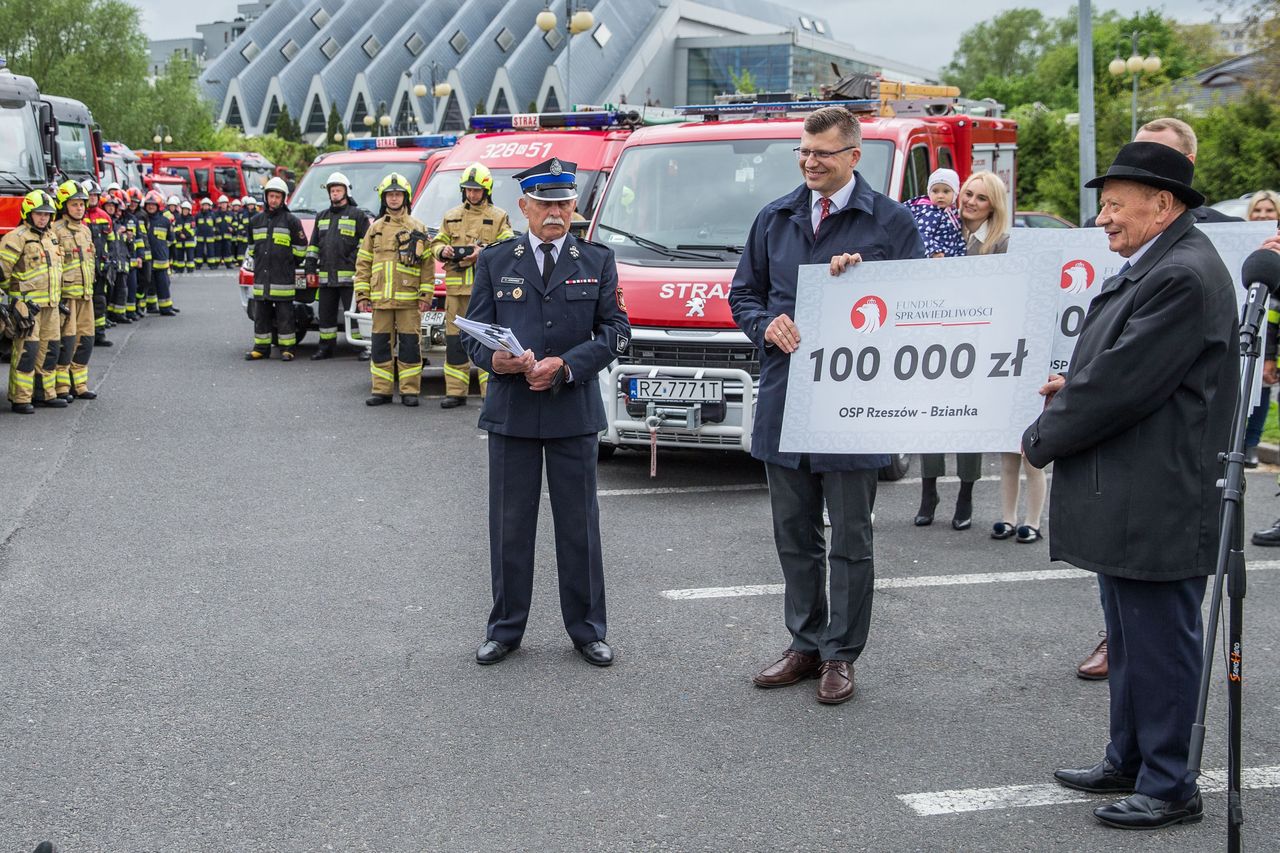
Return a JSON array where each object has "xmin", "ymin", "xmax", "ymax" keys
[
  {"xmin": 248, "ymin": 163, "xmax": 512, "ymax": 408},
  {"xmin": 0, "ymin": 179, "xmax": 216, "ymax": 412}
]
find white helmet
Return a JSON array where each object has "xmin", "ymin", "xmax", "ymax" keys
[
  {"xmin": 247, "ymin": 197, "xmax": 260, "ymax": 207},
  {"xmin": 263, "ymin": 176, "xmax": 289, "ymax": 196},
  {"xmin": 200, "ymin": 197, "xmax": 213, "ymax": 207},
  {"xmin": 324, "ymin": 172, "xmax": 353, "ymax": 192},
  {"xmin": 166, "ymin": 195, "xmax": 181, "ymax": 207},
  {"xmin": 105, "ymin": 181, "xmax": 122, "ymax": 193},
  {"xmin": 240, "ymin": 195, "xmax": 253, "ymax": 206},
  {"xmin": 217, "ymin": 194, "xmax": 229, "ymax": 204},
  {"xmin": 180, "ymin": 200, "xmax": 193, "ymax": 210}
]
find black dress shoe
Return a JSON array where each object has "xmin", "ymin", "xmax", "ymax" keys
[
  {"xmin": 914, "ymin": 492, "xmax": 939, "ymax": 526},
  {"xmin": 577, "ymin": 640, "xmax": 614, "ymax": 667},
  {"xmin": 401, "ymin": 395, "xmax": 419, "ymax": 407},
  {"xmin": 1094, "ymin": 791, "xmax": 1203, "ymax": 830},
  {"xmin": 365, "ymin": 394, "xmax": 392, "ymax": 406},
  {"xmin": 441, "ymin": 395, "xmax": 467, "ymax": 409},
  {"xmin": 1054, "ymin": 758, "xmax": 1136, "ymax": 794},
  {"xmin": 476, "ymin": 639, "xmax": 516, "ymax": 665},
  {"xmin": 1251, "ymin": 522, "xmax": 1280, "ymax": 546}
]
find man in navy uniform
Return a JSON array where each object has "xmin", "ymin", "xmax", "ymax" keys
[{"xmin": 462, "ymin": 158, "xmax": 631, "ymax": 667}]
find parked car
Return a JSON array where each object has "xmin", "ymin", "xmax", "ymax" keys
[
  {"xmin": 1210, "ymin": 193, "xmax": 1255, "ymax": 220},
  {"xmin": 1014, "ymin": 210, "xmax": 1075, "ymax": 228}
]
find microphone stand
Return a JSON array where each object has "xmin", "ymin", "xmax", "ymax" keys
[{"xmin": 1188, "ymin": 279, "xmax": 1269, "ymax": 852}]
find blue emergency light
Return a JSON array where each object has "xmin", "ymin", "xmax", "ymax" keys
[
  {"xmin": 346, "ymin": 134, "xmax": 458, "ymax": 151},
  {"xmin": 469, "ymin": 111, "xmax": 635, "ymax": 132},
  {"xmin": 677, "ymin": 99, "xmax": 880, "ymax": 116}
]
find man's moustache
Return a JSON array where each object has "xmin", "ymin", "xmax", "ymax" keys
[{"xmin": 544, "ymin": 217, "xmax": 565, "ymax": 226}]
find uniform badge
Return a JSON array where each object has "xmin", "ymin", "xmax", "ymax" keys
[
  {"xmin": 568, "ymin": 245, "xmax": 580, "ymax": 260},
  {"xmin": 496, "ymin": 290, "xmax": 505, "ymax": 298},
  {"xmin": 616, "ymin": 285, "xmax": 628, "ymax": 312},
  {"xmin": 549, "ymin": 159, "xmax": 563, "ymax": 176},
  {"xmin": 513, "ymin": 243, "xmax": 525, "ymax": 258},
  {"xmin": 512, "ymin": 287, "xmax": 523, "ymax": 300}
]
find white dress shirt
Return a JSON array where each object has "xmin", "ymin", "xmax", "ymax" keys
[{"xmin": 811, "ymin": 175, "xmax": 858, "ymax": 232}]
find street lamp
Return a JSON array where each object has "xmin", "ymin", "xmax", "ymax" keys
[
  {"xmin": 153, "ymin": 124, "xmax": 172, "ymax": 150},
  {"xmin": 535, "ymin": 1, "xmax": 595, "ymax": 107},
  {"xmin": 407, "ymin": 62, "xmax": 452, "ymax": 131},
  {"xmin": 1109, "ymin": 32, "xmax": 1162, "ymax": 138}
]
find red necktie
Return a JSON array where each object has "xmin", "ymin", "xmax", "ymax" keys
[{"xmin": 816, "ymin": 197, "xmax": 831, "ymax": 233}]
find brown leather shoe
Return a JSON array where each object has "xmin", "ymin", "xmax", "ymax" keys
[
  {"xmin": 1077, "ymin": 631, "xmax": 1108, "ymax": 680},
  {"xmin": 816, "ymin": 660, "xmax": 855, "ymax": 704},
  {"xmin": 753, "ymin": 649, "xmax": 821, "ymax": 687}
]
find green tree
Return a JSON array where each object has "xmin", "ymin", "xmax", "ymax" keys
[
  {"xmin": 729, "ymin": 67, "xmax": 758, "ymax": 94},
  {"xmin": 140, "ymin": 56, "xmax": 216, "ymax": 151},
  {"xmin": 324, "ymin": 100, "xmax": 345, "ymax": 146},
  {"xmin": 1192, "ymin": 92, "xmax": 1280, "ymax": 202},
  {"xmin": 274, "ymin": 103, "xmax": 302, "ymax": 143},
  {"xmin": 0, "ymin": 0, "xmax": 152, "ymax": 141},
  {"xmin": 943, "ymin": 9, "xmax": 1059, "ymax": 94}
]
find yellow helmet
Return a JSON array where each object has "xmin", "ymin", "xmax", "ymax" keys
[
  {"xmin": 21, "ymin": 189, "xmax": 57, "ymax": 220},
  {"xmin": 459, "ymin": 163, "xmax": 493, "ymax": 194},
  {"xmin": 55, "ymin": 179, "xmax": 89, "ymax": 208},
  {"xmin": 376, "ymin": 172, "xmax": 413, "ymax": 199}
]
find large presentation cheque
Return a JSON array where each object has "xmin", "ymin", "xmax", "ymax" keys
[{"xmin": 779, "ymin": 251, "xmax": 1062, "ymax": 454}]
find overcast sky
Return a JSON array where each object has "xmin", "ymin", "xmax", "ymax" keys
[{"xmin": 136, "ymin": 0, "xmax": 1224, "ymax": 71}]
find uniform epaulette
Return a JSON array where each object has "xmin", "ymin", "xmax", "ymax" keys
[
  {"xmin": 574, "ymin": 236, "xmax": 610, "ymax": 250},
  {"xmin": 488, "ymin": 234, "xmax": 521, "ymax": 249}
]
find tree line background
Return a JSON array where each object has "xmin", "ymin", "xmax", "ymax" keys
[{"xmin": 1, "ymin": 0, "xmax": 1278, "ymax": 214}]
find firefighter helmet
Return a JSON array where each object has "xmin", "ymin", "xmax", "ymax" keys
[
  {"xmin": 180, "ymin": 200, "xmax": 192, "ymax": 211},
  {"xmin": 200, "ymin": 197, "xmax": 213, "ymax": 207},
  {"xmin": 101, "ymin": 193, "xmax": 119, "ymax": 210},
  {"xmin": 82, "ymin": 179, "xmax": 100, "ymax": 197},
  {"xmin": 105, "ymin": 180, "xmax": 121, "ymax": 194},
  {"xmin": 143, "ymin": 190, "xmax": 164, "ymax": 207},
  {"xmin": 241, "ymin": 195, "xmax": 255, "ymax": 206},
  {"xmin": 459, "ymin": 163, "xmax": 494, "ymax": 194},
  {"xmin": 21, "ymin": 189, "xmax": 57, "ymax": 220},
  {"xmin": 246, "ymin": 197, "xmax": 260, "ymax": 208},
  {"xmin": 261, "ymin": 175, "xmax": 289, "ymax": 197},
  {"xmin": 127, "ymin": 187, "xmax": 143, "ymax": 203},
  {"xmin": 55, "ymin": 179, "xmax": 89, "ymax": 208},
  {"xmin": 166, "ymin": 195, "xmax": 181, "ymax": 207},
  {"xmin": 324, "ymin": 172, "xmax": 353, "ymax": 192},
  {"xmin": 217, "ymin": 194, "xmax": 229, "ymax": 204},
  {"xmin": 377, "ymin": 172, "xmax": 412, "ymax": 199}
]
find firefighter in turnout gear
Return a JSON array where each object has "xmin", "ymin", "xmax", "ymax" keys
[
  {"xmin": 141, "ymin": 191, "xmax": 177, "ymax": 315},
  {"xmin": 83, "ymin": 180, "xmax": 115, "ymax": 346},
  {"xmin": 99, "ymin": 192, "xmax": 132, "ymax": 325},
  {"xmin": 195, "ymin": 198, "xmax": 216, "ymax": 269},
  {"xmin": 216, "ymin": 195, "xmax": 234, "ymax": 267},
  {"xmin": 229, "ymin": 198, "xmax": 248, "ymax": 263},
  {"xmin": 246, "ymin": 177, "xmax": 307, "ymax": 361},
  {"xmin": 51, "ymin": 180, "xmax": 98, "ymax": 401},
  {"xmin": 354, "ymin": 172, "xmax": 432, "ymax": 406},
  {"xmin": 431, "ymin": 163, "xmax": 514, "ymax": 408},
  {"xmin": 1, "ymin": 190, "xmax": 63, "ymax": 413},
  {"xmin": 178, "ymin": 200, "xmax": 196, "ymax": 273},
  {"xmin": 304, "ymin": 172, "xmax": 370, "ymax": 360}
]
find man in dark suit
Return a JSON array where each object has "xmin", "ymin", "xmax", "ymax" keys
[
  {"xmin": 729, "ymin": 106, "xmax": 925, "ymax": 705},
  {"xmin": 462, "ymin": 158, "xmax": 631, "ymax": 668},
  {"xmin": 1024, "ymin": 141, "xmax": 1239, "ymax": 829}
]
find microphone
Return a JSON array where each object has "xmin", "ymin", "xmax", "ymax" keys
[{"xmin": 1241, "ymin": 248, "xmax": 1280, "ymax": 296}]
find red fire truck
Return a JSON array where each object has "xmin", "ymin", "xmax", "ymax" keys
[
  {"xmin": 42, "ymin": 94, "xmax": 103, "ymax": 185},
  {"xmin": 589, "ymin": 96, "xmax": 1018, "ymax": 474},
  {"xmin": 0, "ymin": 58, "xmax": 54, "ymax": 234},
  {"xmin": 139, "ymin": 150, "xmax": 280, "ymax": 203},
  {"xmin": 237, "ymin": 133, "xmax": 456, "ymax": 345}
]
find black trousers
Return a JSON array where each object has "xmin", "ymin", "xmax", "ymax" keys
[
  {"xmin": 316, "ymin": 286, "xmax": 352, "ymax": 348},
  {"xmin": 486, "ymin": 432, "xmax": 606, "ymax": 647},
  {"xmin": 1100, "ymin": 572, "xmax": 1207, "ymax": 801},
  {"xmin": 252, "ymin": 298, "xmax": 296, "ymax": 351},
  {"xmin": 765, "ymin": 462, "xmax": 877, "ymax": 661}
]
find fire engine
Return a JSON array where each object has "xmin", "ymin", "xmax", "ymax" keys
[
  {"xmin": 590, "ymin": 89, "xmax": 1018, "ymax": 476},
  {"xmin": 0, "ymin": 57, "xmax": 55, "ymax": 234},
  {"xmin": 139, "ymin": 150, "xmax": 280, "ymax": 202},
  {"xmin": 237, "ymin": 133, "xmax": 456, "ymax": 345},
  {"xmin": 337, "ymin": 109, "xmax": 649, "ymax": 361},
  {"xmin": 42, "ymin": 94, "xmax": 102, "ymax": 184},
  {"xmin": 101, "ymin": 141, "xmax": 144, "ymax": 191}
]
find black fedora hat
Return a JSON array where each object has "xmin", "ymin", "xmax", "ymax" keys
[{"xmin": 1086, "ymin": 141, "xmax": 1204, "ymax": 208}]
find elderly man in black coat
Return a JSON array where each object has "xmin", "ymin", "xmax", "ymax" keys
[{"xmin": 1023, "ymin": 141, "xmax": 1239, "ymax": 830}]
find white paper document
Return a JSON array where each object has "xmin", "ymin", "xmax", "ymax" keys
[{"xmin": 454, "ymin": 316, "xmax": 527, "ymax": 357}]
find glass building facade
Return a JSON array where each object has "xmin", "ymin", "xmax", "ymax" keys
[{"xmin": 686, "ymin": 43, "xmax": 877, "ymax": 103}]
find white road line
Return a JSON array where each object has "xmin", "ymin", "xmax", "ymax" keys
[
  {"xmin": 899, "ymin": 766, "xmax": 1280, "ymax": 816},
  {"xmin": 597, "ymin": 483, "xmax": 769, "ymax": 497},
  {"xmin": 660, "ymin": 561, "xmax": 1280, "ymax": 600}
]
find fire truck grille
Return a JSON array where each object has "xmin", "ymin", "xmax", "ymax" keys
[{"xmin": 619, "ymin": 342, "xmax": 760, "ymax": 378}]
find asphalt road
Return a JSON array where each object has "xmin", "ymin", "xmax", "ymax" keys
[{"xmin": 2, "ymin": 271, "xmax": 1279, "ymax": 852}]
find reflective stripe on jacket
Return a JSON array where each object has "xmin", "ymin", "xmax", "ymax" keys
[
  {"xmin": 354, "ymin": 210, "xmax": 432, "ymax": 306},
  {"xmin": 430, "ymin": 201, "xmax": 514, "ymax": 294},
  {"xmin": 249, "ymin": 204, "xmax": 307, "ymax": 300},
  {"xmin": 0, "ymin": 223, "xmax": 61, "ymax": 305},
  {"xmin": 52, "ymin": 218, "xmax": 95, "ymax": 298}
]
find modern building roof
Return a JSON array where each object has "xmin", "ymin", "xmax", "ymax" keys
[{"xmin": 197, "ymin": 0, "xmax": 937, "ymax": 141}]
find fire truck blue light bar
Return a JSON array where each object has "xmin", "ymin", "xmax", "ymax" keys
[
  {"xmin": 469, "ymin": 112, "xmax": 624, "ymax": 131},
  {"xmin": 346, "ymin": 134, "xmax": 458, "ymax": 151},
  {"xmin": 676, "ymin": 100, "xmax": 880, "ymax": 115}
]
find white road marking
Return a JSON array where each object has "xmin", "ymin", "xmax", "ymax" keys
[
  {"xmin": 596, "ymin": 483, "xmax": 769, "ymax": 497},
  {"xmin": 899, "ymin": 765, "xmax": 1280, "ymax": 816},
  {"xmin": 661, "ymin": 561, "xmax": 1280, "ymax": 600}
]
